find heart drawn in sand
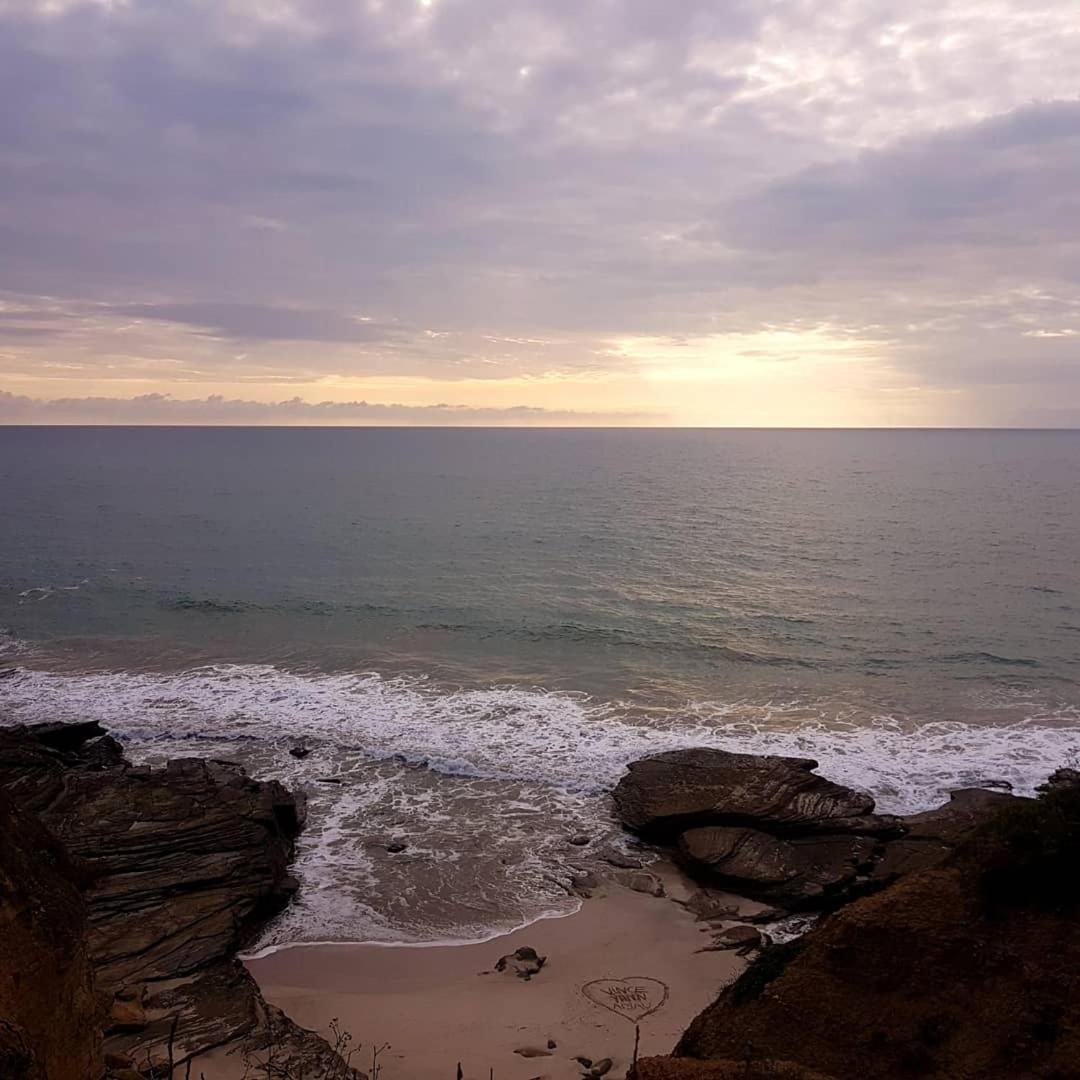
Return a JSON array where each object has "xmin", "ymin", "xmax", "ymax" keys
[{"xmin": 581, "ymin": 977, "xmax": 670, "ymax": 1023}]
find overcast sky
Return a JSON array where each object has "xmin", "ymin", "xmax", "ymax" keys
[{"xmin": 2, "ymin": 0, "xmax": 1078, "ymax": 425}]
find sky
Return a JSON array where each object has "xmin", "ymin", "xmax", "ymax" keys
[{"xmin": 1, "ymin": 0, "xmax": 1078, "ymax": 427}]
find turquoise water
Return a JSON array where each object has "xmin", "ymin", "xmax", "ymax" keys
[{"xmin": 2, "ymin": 427, "xmax": 1078, "ymax": 944}]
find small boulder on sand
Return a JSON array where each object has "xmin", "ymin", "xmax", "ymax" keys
[{"xmin": 495, "ymin": 946, "xmax": 547, "ymax": 980}]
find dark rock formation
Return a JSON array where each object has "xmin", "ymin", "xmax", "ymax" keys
[
  {"xmin": 494, "ymin": 946, "xmax": 546, "ymax": 980},
  {"xmin": 614, "ymin": 748, "xmax": 1018, "ymax": 908},
  {"xmin": 868, "ymin": 787, "xmax": 1017, "ymax": 883},
  {"xmin": 678, "ymin": 827, "xmax": 877, "ymax": 905},
  {"xmin": 613, "ymin": 749, "xmax": 883, "ymax": 838},
  {"xmin": 0, "ymin": 790, "xmax": 102, "ymax": 1080},
  {"xmin": 648, "ymin": 775, "xmax": 1080, "ymax": 1080},
  {"xmin": 0, "ymin": 721, "xmax": 361, "ymax": 1077}
]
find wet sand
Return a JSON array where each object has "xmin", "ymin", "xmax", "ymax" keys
[{"xmin": 195, "ymin": 866, "xmax": 749, "ymax": 1079}]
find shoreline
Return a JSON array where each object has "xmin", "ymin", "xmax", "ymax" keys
[
  {"xmin": 240, "ymin": 900, "xmax": 586, "ymax": 960},
  {"xmin": 198, "ymin": 865, "xmax": 752, "ymax": 1080}
]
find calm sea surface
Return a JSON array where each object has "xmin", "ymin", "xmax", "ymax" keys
[{"xmin": 2, "ymin": 427, "xmax": 1078, "ymax": 945}]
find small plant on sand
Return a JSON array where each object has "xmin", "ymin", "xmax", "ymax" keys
[
  {"xmin": 237, "ymin": 1011, "xmax": 365, "ymax": 1080},
  {"xmin": 368, "ymin": 1040, "xmax": 390, "ymax": 1080}
]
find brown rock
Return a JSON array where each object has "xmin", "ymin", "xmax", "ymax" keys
[
  {"xmin": 613, "ymin": 749, "xmax": 877, "ymax": 839},
  {"xmin": 0, "ymin": 722, "xmax": 359, "ymax": 1078},
  {"xmin": 671, "ymin": 784, "xmax": 1080, "ymax": 1080},
  {"xmin": 678, "ymin": 827, "xmax": 877, "ymax": 905},
  {"xmin": 871, "ymin": 788, "xmax": 1019, "ymax": 883},
  {"xmin": 625, "ymin": 871, "xmax": 665, "ymax": 897},
  {"xmin": 0, "ymin": 789, "xmax": 102, "ymax": 1080},
  {"xmin": 495, "ymin": 946, "xmax": 547, "ymax": 980},
  {"xmin": 699, "ymin": 925, "xmax": 768, "ymax": 954},
  {"xmin": 107, "ymin": 994, "xmax": 148, "ymax": 1033},
  {"xmin": 572, "ymin": 871, "xmax": 601, "ymax": 897},
  {"xmin": 600, "ymin": 849, "xmax": 645, "ymax": 869}
]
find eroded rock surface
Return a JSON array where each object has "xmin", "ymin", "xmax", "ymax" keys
[
  {"xmin": 613, "ymin": 749, "xmax": 879, "ymax": 838},
  {"xmin": 656, "ymin": 774, "xmax": 1080, "ymax": 1080},
  {"xmin": 0, "ymin": 721, "xmax": 360, "ymax": 1078},
  {"xmin": 614, "ymin": 748, "xmax": 1020, "ymax": 909},
  {"xmin": 0, "ymin": 790, "xmax": 102, "ymax": 1080}
]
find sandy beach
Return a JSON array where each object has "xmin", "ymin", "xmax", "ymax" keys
[{"xmin": 195, "ymin": 866, "xmax": 750, "ymax": 1080}]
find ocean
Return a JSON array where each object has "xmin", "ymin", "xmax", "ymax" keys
[{"xmin": 1, "ymin": 426, "xmax": 1078, "ymax": 947}]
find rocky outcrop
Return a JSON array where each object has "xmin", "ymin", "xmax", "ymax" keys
[
  {"xmin": 0, "ymin": 721, "xmax": 360, "ymax": 1078},
  {"xmin": 678, "ymin": 827, "xmax": 877, "ymax": 905},
  {"xmin": 643, "ymin": 773, "xmax": 1080, "ymax": 1080},
  {"xmin": 613, "ymin": 749, "xmax": 885, "ymax": 838},
  {"xmin": 0, "ymin": 790, "xmax": 102, "ymax": 1080},
  {"xmin": 868, "ymin": 786, "xmax": 1018, "ymax": 883},
  {"xmin": 613, "ymin": 749, "xmax": 1018, "ymax": 907}
]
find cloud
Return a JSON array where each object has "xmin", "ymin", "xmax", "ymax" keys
[
  {"xmin": 1, "ymin": 0, "xmax": 1080, "ymax": 422},
  {"xmin": 714, "ymin": 100, "xmax": 1080, "ymax": 261},
  {"xmin": 0, "ymin": 389, "xmax": 654, "ymax": 426},
  {"xmin": 107, "ymin": 303, "xmax": 396, "ymax": 343}
]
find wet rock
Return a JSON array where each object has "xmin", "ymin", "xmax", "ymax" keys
[
  {"xmin": 613, "ymin": 748, "xmax": 877, "ymax": 840},
  {"xmin": 495, "ymin": 946, "xmax": 547, "ymax": 980},
  {"xmin": 601, "ymin": 850, "xmax": 644, "ymax": 870},
  {"xmin": 572, "ymin": 871, "xmax": 601, "ymax": 897},
  {"xmin": 678, "ymin": 890, "xmax": 740, "ymax": 921},
  {"xmin": 870, "ymin": 788, "xmax": 1019, "ymax": 884},
  {"xmin": 738, "ymin": 906, "xmax": 788, "ymax": 925},
  {"xmin": 1039, "ymin": 767, "xmax": 1080, "ymax": 793},
  {"xmin": 288, "ymin": 744, "xmax": 311, "ymax": 759},
  {"xmin": 568, "ymin": 833, "xmax": 592, "ymax": 846},
  {"xmin": 698, "ymin": 925, "xmax": 769, "ymax": 956},
  {"xmin": 625, "ymin": 871, "xmax": 666, "ymax": 897},
  {"xmin": 24, "ymin": 719, "xmax": 109, "ymax": 753},
  {"xmin": 678, "ymin": 827, "xmax": 876, "ymax": 905}
]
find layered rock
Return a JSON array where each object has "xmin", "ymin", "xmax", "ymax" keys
[
  {"xmin": 0, "ymin": 790, "xmax": 102, "ymax": 1080},
  {"xmin": 677, "ymin": 827, "xmax": 877, "ymax": 905},
  {"xmin": 613, "ymin": 749, "xmax": 884, "ymax": 838},
  {"xmin": 613, "ymin": 748, "xmax": 1017, "ymax": 907},
  {"xmin": 0, "ymin": 721, "xmax": 360, "ymax": 1078},
  {"xmin": 651, "ymin": 774, "xmax": 1080, "ymax": 1079}
]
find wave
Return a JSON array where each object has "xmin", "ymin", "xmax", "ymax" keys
[
  {"xmin": 161, "ymin": 597, "xmax": 253, "ymax": 614},
  {"xmin": 1, "ymin": 658, "xmax": 1077, "ymax": 813},
  {"xmin": 940, "ymin": 652, "xmax": 1041, "ymax": 668},
  {"xmin": 2, "ymin": 645, "xmax": 1078, "ymax": 947}
]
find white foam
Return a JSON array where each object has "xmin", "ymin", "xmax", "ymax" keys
[
  {"xmin": 2, "ymin": 658, "xmax": 1078, "ymax": 946},
  {"xmin": 1, "ymin": 662, "xmax": 1076, "ymax": 811}
]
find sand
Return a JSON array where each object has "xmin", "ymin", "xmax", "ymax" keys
[{"xmin": 193, "ymin": 866, "xmax": 749, "ymax": 1080}]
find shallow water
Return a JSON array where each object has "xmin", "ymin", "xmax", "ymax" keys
[{"xmin": 1, "ymin": 427, "xmax": 1078, "ymax": 945}]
